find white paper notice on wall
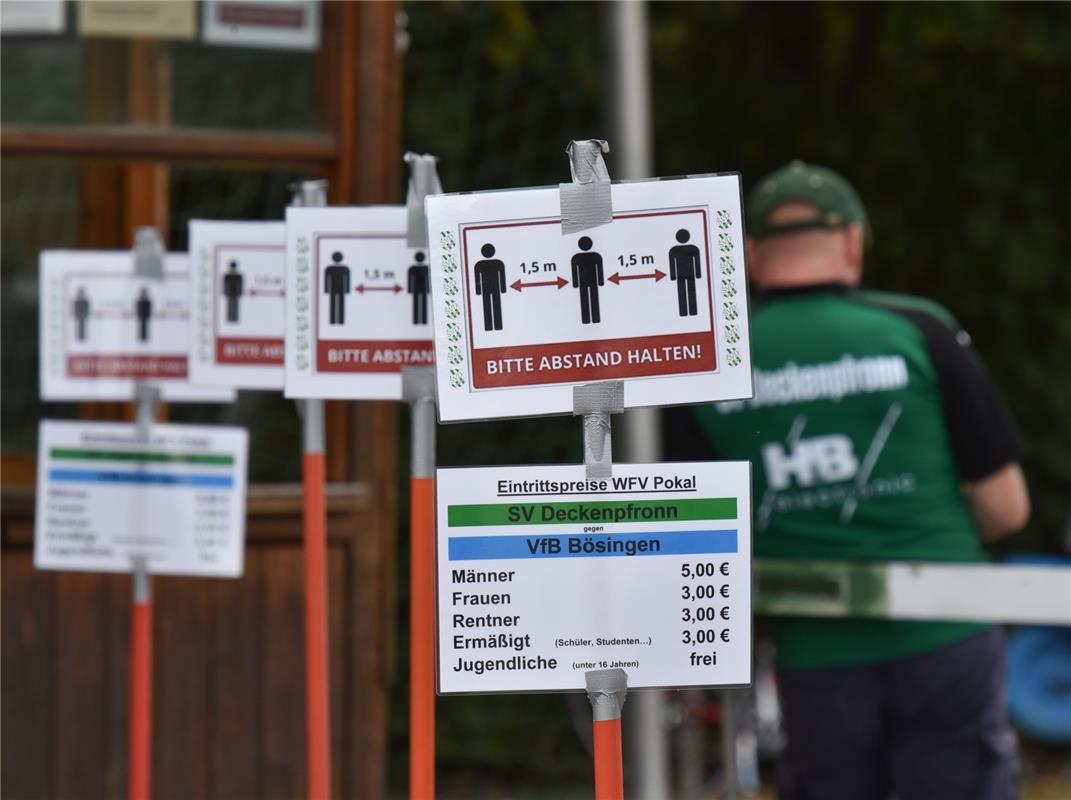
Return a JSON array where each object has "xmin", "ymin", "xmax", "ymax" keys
[
  {"xmin": 436, "ymin": 460, "xmax": 752, "ymax": 694},
  {"xmin": 189, "ymin": 220, "xmax": 286, "ymax": 390},
  {"xmin": 284, "ymin": 205, "xmax": 435, "ymax": 400},
  {"xmin": 202, "ymin": 1, "xmax": 320, "ymax": 51},
  {"xmin": 39, "ymin": 251, "xmax": 235, "ymax": 402},
  {"xmin": 34, "ymin": 419, "xmax": 249, "ymax": 578},
  {"xmin": 426, "ymin": 173, "xmax": 752, "ymax": 422}
]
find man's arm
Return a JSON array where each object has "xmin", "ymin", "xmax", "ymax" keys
[
  {"xmin": 595, "ymin": 255, "xmax": 603, "ymax": 285},
  {"xmin": 692, "ymin": 247, "xmax": 701, "ymax": 279},
  {"xmin": 966, "ymin": 462, "xmax": 1030, "ymax": 542},
  {"xmin": 497, "ymin": 262, "xmax": 506, "ymax": 294}
]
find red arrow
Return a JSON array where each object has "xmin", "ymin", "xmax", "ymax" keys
[
  {"xmin": 510, "ymin": 276, "xmax": 569, "ymax": 292},
  {"xmin": 249, "ymin": 288, "xmax": 285, "ymax": 297},
  {"xmin": 355, "ymin": 284, "xmax": 403, "ymax": 294},
  {"xmin": 609, "ymin": 269, "xmax": 666, "ymax": 285}
]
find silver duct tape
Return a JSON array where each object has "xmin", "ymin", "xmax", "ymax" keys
[
  {"xmin": 133, "ymin": 227, "xmax": 164, "ymax": 280},
  {"xmin": 297, "ymin": 398, "xmax": 325, "ymax": 454},
  {"xmin": 132, "ymin": 556, "xmax": 151, "ymax": 601},
  {"xmin": 133, "ymin": 383, "xmax": 160, "ymax": 435},
  {"xmin": 574, "ymin": 381, "xmax": 624, "ymax": 479},
  {"xmin": 585, "ymin": 667, "xmax": 629, "ymax": 721},
  {"xmin": 404, "ymin": 151, "xmax": 443, "ymax": 249},
  {"xmin": 560, "ymin": 139, "xmax": 612, "ymax": 234},
  {"xmin": 288, "ymin": 179, "xmax": 328, "ymax": 208}
]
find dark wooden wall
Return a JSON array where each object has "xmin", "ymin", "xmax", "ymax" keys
[{"xmin": 1, "ymin": 480, "xmax": 396, "ymax": 800}]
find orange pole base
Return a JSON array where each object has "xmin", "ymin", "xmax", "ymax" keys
[
  {"xmin": 593, "ymin": 718, "xmax": 624, "ymax": 800},
  {"xmin": 410, "ymin": 476, "xmax": 436, "ymax": 799},
  {"xmin": 129, "ymin": 598, "xmax": 153, "ymax": 800},
  {"xmin": 303, "ymin": 452, "xmax": 332, "ymax": 800}
]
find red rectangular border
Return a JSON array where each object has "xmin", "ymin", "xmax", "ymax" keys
[
  {"xmin": 312, "ymin": 233, "xmax": 432, "ymax": 375},
  {"xmin": 212, "ymin": 243, "xmax": 284, "ymax": 365},
  {"xmin": 459, "ymin": 208, "xmax": 716, "ymax": 390},
  {"xmin": 61, "ymin": 270, "xmax": 189, "ymax": 381}
]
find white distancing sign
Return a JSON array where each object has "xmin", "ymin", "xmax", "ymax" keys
[
  {"xmin": 189, "ymin": 220, "xmax": 286, "ymax": 390},
  {"xmin": 285, "ymin": 206, "xmax": 435, "ymax": 399},
  {"xmin": 436, "ymin": 462, "xmax": 752, "ymax": 694},
  {"xmin": 34, "ymin": 420, "xmax": 249, "ymax": 578},
  {"xmin": 39, "ymin": 251, "xmax": 235, "ymax": 402},
  {"xmin": 426, "ymin": 174, "xmax": 752, "ymax": 421}
]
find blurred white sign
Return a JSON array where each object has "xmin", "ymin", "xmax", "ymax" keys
[
  {"xmin": 203, "ymin": 1, "xmax": 319, "ymax": 50},
  {"xmin": 35, "ymin": 419, "xmax": 249, "ymax": 578},
  {"xmin": 0, "ymin": 1, "xmax": 65, "ymax": 34},
  {"xmin": 189, "ymin": 220, "xmax": 286, "ymax": 391},
  {"xmin": 39, "ymin": 250, "xmax": 235, "ymax": 402}
]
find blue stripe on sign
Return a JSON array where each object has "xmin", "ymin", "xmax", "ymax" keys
[
  {"xmin": 49, "ymin": 468, "xmax": 234, "ymax": 489},
  {"xmin": 448, "ymin": 530, "xmax": 737, "ymax": 561}
]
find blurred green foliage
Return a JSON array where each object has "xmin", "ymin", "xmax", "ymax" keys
[{"xmin": 402, "ymin": 1, "xmax": 1070, "ymax": 794}]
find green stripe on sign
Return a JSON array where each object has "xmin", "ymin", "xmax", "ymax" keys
[
  {"xmin": 50, "ymin": 448, "xmax": 234, "ymax": 466},
  {"xmin": 448, "ymin": 497, "xmax": 737, "ymax": 527}
]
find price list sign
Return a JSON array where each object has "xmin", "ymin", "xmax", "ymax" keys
[
  {"xmin": 34, "ymin": 419, "xmax": 249, "ymax": 577},
  {"xmin": 436, "ymin": 461, "xmax": 752, "ymax": 693}
]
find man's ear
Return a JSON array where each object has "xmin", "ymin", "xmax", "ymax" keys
[
  {"xmin": 745, "ymin": 236, "xmax": 759, "ymax": 274},
  {"xmin": 844, "ymin": 224, "xmax": 864, "ymax": 281}
]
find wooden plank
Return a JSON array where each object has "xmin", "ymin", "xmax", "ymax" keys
[
  {"xmin": 2, "ymin": 125, "xmax": 337, "ymax": 165},
  {"xmin": 53, "ymin": 573, "xmax": 110, "ymax": 799},
  {"xmin": 154, "ymin": 577, "xmax": 210, "ymax": 800},
  {"xmin": 1, "ymin": 552, "xmax": 52, "ymax": 800},
  {"xmin": 208, "ymin": 553, "xmax": 262, "ymax": 799},
  {"xmin": 260, "ymin": 546, "xmax": 305, "ymax": 799}
]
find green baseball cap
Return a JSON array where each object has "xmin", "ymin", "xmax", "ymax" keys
[{"xmin": 747, "ymin": 161, "xmax": 871, "ymax": 244}]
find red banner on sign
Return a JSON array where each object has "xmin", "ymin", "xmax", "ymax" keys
[
  {"xmin": 316, "ymin": 340, "xmax": 434, "ymax": 373},
  {"xmin": 470, "ymin": 331, "xmax": 716, "ymax": 389},
  {"xmin": 216, "ymin": 337, "xmax": 284, "ymax": 365},
  {"xmin": 67, "ymin": 354, "xmax": 188, "ymax": 379}
]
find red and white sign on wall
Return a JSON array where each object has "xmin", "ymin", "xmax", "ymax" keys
[
  {"xmin": 426, "ymin": 174, "xmax": 752, "ymax": 421},
  {"xmin": 284, "ymin": 206, "xmax": 435, "ymax": 400},
  {"xmin": 189, "ymin": 221, "xmax": 286, "ymax": 390},
  {"xmin": 39, "ymin": 251, "xmax": 234, "ymax": 402}
]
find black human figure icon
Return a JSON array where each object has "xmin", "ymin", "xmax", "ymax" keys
[
  {"xmin": 407, "ymin": 251, "xmax": 430, "ymax": 325},
  {"xmin": 135, "ymin": 288, "xmax": 153, "ymax": 342},
  {"xmin": 324, "ymin": 251, "xmax": 351, "ymax": 325},
  {"xmin": 668, "ymin": 228, "xmax": 702, "ymax": 317},
  {"xmin": 571, "ymin": 236, "xmax": 604, "ymax": 324},
  {"xmin": 473, "ymin": 243, "xmax": 506, "ymax": 331},
  {"xmin": 72, "ymin": 287, "xmax": 91, "ymax": 342},
  {"xmin": 222, "ymin": 260, "xmax": 245, "ymax": 323}
]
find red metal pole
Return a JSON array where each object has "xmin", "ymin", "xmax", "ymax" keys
[
  {"xmin": 593, "ymin": 718, "xmax": 625, "ymax": 800},
  {"xmin": 586, "ymin": 668, "xmax": 628, "ymax": 800},
  {"xmin": 303, "ymin": 448, "xmax": 332, "ymax": 800},
  {"xmin": 410, "ymin": 475, "xmax": 436, "ymax": 798},
  {"xmin": 129, "ymin": 566, "xmax": 153, "ymax": 800}
]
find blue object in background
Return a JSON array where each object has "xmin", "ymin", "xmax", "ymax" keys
[{"xmin": 1004, "ymin": 555, "xmax": 1071, "ymax": 743}]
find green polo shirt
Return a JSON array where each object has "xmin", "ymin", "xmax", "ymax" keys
[{"xmin": 668, "ymin": 284, "xmax": 1022, "ymax": 670}]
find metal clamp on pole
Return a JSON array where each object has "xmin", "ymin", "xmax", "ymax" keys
[
  {"xmin": 403, "ymin": 151, "xmax": 443, "ymax": 249},
  {"xmin": 560, "ymin": 139, "xmax": 612, "ymax": 234},
  {"xmin": 574, "ymin": 381, "xmax": 624, "ymax": 479},
  {"xmin": 402, "ymin": 367, "xmax": 437, "ymax": 478}
]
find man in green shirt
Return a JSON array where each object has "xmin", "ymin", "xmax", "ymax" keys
[{"xmin": 668, "ymin": 162, "xmax": 1030, "ymax": 799}]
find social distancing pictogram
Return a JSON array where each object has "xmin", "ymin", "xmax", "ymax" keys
[
  {"xmin": 285, "ymin": 206, "xmax": 435, "ymax": 400},
  {"xmin": 427, "ymin": 175, "xmax": 752, "ymax": 420}
]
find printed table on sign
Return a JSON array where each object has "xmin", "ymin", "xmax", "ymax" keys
[{"xmin": 436, "ymin": 462, "xmax": 752, "ymax": 693}]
